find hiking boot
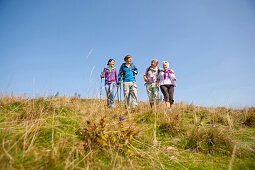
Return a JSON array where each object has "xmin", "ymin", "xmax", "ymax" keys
[
  {"xmin": 131, "ymin": 107, "xmax": 140, "ymax": 113},
  {"xmin": 167, "ymin": 107, "xmax": 172, "ymax": 113},
  {"xmin": 131, "ymin": 108, "xmax": 138, "ymax": 113},
  {"xmin": 124, "ymin": 110, "xmax": 129, "ymax": 115}
]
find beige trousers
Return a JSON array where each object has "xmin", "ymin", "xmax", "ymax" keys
[{"xmin": 123, "ymin": 81, "xmax": 138, "ymax": 108}]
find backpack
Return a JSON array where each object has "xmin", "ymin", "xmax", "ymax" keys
[{"xmin": 120, "ymin": 63, "xmax": 136, "ymax": 77}]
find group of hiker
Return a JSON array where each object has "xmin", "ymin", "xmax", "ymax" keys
[{"xmin": 100, "ymin": 54, "xmax": 176, "ymax": 112}]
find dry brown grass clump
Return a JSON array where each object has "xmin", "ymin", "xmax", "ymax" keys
[
  {"xmin": 241, "ymin": 107, "xmax": 255, "ymax": 128},
  {"xmin": 77, "ymin": 115, "xmax": 140, "ymax": 152},
  {"xmin": 184, "ymin": 126, "xmax": 234, "ymax": 155},
  {"xmin": 158, "ymin": 111, "xmax": 185, "ymax": 137}
]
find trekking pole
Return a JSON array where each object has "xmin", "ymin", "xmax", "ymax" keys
[
  {"xmin": 117, "ymin": 86, "xmax": 120, "ymax": 103},
  {"xmin": 100, "ymin": 77, "xmax": 102, "ymax": 101},
  {"xmin": 120, "ymin": 83, "xmax": 122, "ymax": 104},
  {"xmin": 113, "ymin": 85, "xmax": 119, "ymax": 100}
]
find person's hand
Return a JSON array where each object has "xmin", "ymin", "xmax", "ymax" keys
[
  {"xmin": 174, "ymin": 78, "xmax": 177, "ymax": 81},
  {"xmin": 118, "ymin": 81, "xmax": 121, "ymax": 85},
  {"xmin": 100, "ymin": 73, "xmax": 104, "ymax": 78},
  {"xmin": 169, "ymin": 69, "xmax": 174, "ymax": 74},
  {"xmin": 116, "ymin": 83, "xmax": 119, "ymax": 87},
  {"xmin": 144, "ymin": 76, "xmax": 148, "ymax": 82}
]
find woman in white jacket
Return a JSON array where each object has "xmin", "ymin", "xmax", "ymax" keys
[{"xmin": 157, "ymin": 61, "xmax": 176, "ymax": 112}]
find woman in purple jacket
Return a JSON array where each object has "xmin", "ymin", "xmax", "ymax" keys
[{"xmin": 100, "ymin": 59, "xmax": 119, "ymax": 107}]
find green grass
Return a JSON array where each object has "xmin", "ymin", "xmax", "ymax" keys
[{"xmin": 0, "ymin": 96, "xmax": 254, "ymax": 169}]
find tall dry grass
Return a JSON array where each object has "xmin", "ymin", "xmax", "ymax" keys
[{"xmin": 0, "ymin": 96, "xmax": 254, "ymax": 169}]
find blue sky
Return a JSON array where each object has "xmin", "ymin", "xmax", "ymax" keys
[{"xmin": 0, "ymin": 0, "xmax": 255, "ymax": 107}]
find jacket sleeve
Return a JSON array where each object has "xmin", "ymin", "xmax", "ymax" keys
[
  {"xmin": 133, "ymin": 64, "xmax": 138, "ymax": 74},
  {"xmin": 118, "ymin": 64, "xmax": 123, "ymax": 81},
  {"xmin": 157, "ymin": 69, "xmax": 162, "ymax": 80},
  {"xmin": 115, "ymin": 68, "xmax": 119, "ymax": 83},
  {"xmin": 172, "ymin": 73, "xmax": 176, "ymax": 79},
  {"xmin": 144, "ymin": 68, "xmax": 148, "ymax": 76}
]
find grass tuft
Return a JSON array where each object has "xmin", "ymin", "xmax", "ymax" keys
[{"xmin": 184, "ymin": 126, "xmax": 234, "ymax": 155}]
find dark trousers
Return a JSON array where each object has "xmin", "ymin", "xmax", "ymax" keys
[{"xmin": 160, "ymin": 85, "xmax": 174, "ymax": 104}]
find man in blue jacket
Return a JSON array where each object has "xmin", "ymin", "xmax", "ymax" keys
[{"xmin": 118, "ymin": 55, "xmax": 138, "ymax": 109}]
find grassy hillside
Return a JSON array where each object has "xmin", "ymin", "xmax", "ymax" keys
[{"xmin": 0, "ymin": 96, "xmax": 254, "ymax": 169}]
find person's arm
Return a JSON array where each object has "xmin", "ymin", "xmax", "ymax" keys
[
  {"xmin": 157, "ymin": 72, "xmax": 160, "ymax": 87},
  {"xmin": 133, "ymin": 64, "xmax": 138, "ymax": 75},
  {"xmin": 173, "ymin": 74, "xmax": 177, "ymax": 81},
  {"xmin": 171, "ymin": 73, "xmax": 177, "ymax": 87},
  {"xmin": 115, "ymin": 68, "xmax": 119, "ymax": 86},
  {"xmin": 144, "ymin": 68, "xmax": 148, "ymax": 82},
  {"xmin": 118, "ymin": 65, "xmax": 123, "ymax": 84},
  {"xmin": 169, "ymin": 69, "xmax": 174, "ymax": 74},
  {"xmin": 101, "ymin": 68, "xmax": 105, "ymax": 78}
]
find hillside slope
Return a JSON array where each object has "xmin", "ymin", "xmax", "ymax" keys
[{"xmin": 0, "ymin": 96, "xmax": 254, "ymax": 169}]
